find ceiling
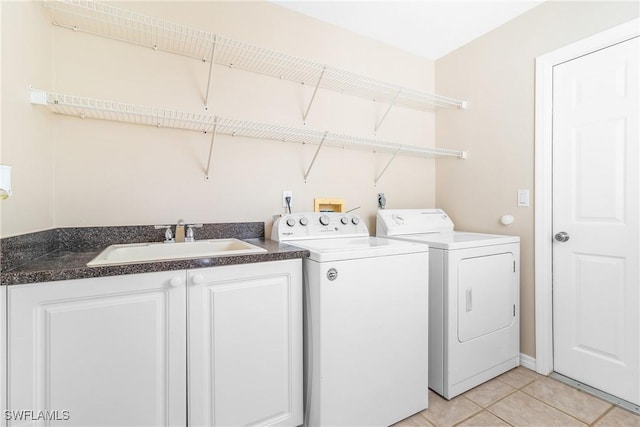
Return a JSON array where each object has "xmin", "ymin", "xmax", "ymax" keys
[{"xmin": 272, "ymin": 1, "xmax": 545, "ymax": 60}]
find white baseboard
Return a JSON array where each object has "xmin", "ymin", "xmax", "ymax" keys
[{"xmin": 519, "ymin": 353, "xmax": 536, "ymax": 371}]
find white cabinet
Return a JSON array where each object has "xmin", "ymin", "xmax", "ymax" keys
[
  {"xmin": 4, "ymin": 259, "xmax": 303, "ymax": 427},
  {"xmin": 6, "ymin": 270, "xmax": 187, "ymax": 426},
  {"xmin": 188, "ymin": 259, "xmax": 303, "ymax": 427}
]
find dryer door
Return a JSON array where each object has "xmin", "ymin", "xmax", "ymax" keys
[{"xmin": 457, "ymin": 252, "xmax": 516, "ymax": 342}]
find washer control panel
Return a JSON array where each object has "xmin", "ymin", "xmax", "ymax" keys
[
  {"xmin": 376, "ymin": 208, "xmax": 454, "ymax": 236},
  {"xmin": 272, "ymin": 212, "xmax": 369, "ymax": 241}
]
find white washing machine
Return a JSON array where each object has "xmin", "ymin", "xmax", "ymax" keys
[
  {"xmin": 376, "ymin": 209, "xmax": 520, "ymax": 399},
  {"xmin": 272, "ymin": 212, "xmax": 429, "ymax": 427}
]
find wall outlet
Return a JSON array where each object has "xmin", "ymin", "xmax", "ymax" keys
[{"xmin": 282, "ymin": 190, "xmax": 293, "ymax": 208}]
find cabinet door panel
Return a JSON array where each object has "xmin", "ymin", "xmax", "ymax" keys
[
  {"xmin": 188, "ymin": 260, "xmax": 302, "ymax": 427},
  {"xmin": 1, "ymin": 286, "xmax": 6, "ymax": 427},
  {"xmin": 7, "ymin": 271, "xmax": 186, "ymax": 426}
]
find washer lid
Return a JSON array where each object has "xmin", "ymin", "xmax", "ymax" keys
[
  {"xmin": 288, "ymin": 236, "xmax": 428, "ymax": 262},
  {"xmin": 389, "ymin": 232, "xmax": 519, "ymax": 250}
]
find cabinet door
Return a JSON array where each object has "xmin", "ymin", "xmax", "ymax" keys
[
  {"xmin": 7, "ymin": 271, "xmax": 187, "ymax": 426},
  {"xmin": 1, "ymin": 286, "xmax": 6, "ymax": 427},
  {"xmin": 188, "ymin": 259, "xmax": 303, "ymax": 427}
]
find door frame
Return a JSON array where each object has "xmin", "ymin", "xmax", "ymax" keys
[{"xmin": 534, "ymin": 18, "xmax": 639, "ymax": 375}]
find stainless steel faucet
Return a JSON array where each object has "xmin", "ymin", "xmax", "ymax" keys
[{"xmin": 155, "ymin": 220, "xmax": 202, "ymax": 243}]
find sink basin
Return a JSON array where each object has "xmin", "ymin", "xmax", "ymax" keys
[{"xmin": 87, "ymin": 238, "xmax": 267, "ymax": 267}]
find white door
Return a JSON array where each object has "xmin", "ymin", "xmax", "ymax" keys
[
  {"xmin": 7, "ymin": 271, "xmax": 187, "ymax": 426},
  {"xmin": 187, "ymin": 260, "xmax": 303, "ymax": 427},
  {"xmin": 552, "ymin": 36, "xmax": 639, "ymax": 406}
]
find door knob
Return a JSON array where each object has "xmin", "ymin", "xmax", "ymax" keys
[{"xmin": 554, "ymin": 231, "xmax": 570, "ymax": 242}]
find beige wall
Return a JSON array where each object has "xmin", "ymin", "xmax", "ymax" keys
[
  {"xmin": 1, "ymin": 1, "xmax": 55, "ymax": 236},
  {"xmin": 1, "ymin": 0, "xmax": 437, "ymax": 237},
  {"xmin": 435, "ymin": 1, "xmax": 639, "ymax": 358}
]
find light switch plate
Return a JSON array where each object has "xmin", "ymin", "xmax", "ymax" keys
[{"xmin": 517, "ymin": 189, "xmax": 530, "ymax": 207}]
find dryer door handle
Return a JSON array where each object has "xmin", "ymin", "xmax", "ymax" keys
[{"xmin": 466, "ymin": 288, "xmax": 473, "ymax": 312}]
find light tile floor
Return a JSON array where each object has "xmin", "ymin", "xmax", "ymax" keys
[{"xmin": 393, "ymin": 367, "xmax": 640, "ymax": 427}]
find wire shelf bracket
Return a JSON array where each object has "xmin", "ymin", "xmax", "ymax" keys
[
  {"xmin": 303, "ymin": 131, "xmax": 328, "ymax": 183},
  {"xmin": 303, "ymin": 67, "xmax": 326, "ymax": 125},
  {"xmin": 204, "ymin": 118, "xmax": 218, "ymax": 180},
  {"xmin": 374, "ymin": 148, "xmax": 401, "ymax": 186},
  {"xmin": 374, "ymin": 90, "xmax": 401, "ymax": 134},
  {"xmin": 203, "ymin": 36, "xmax": 218, "ymax": 111},
  {"xmin": 30, "ymin": 88, "xmax": 468, "ymax": 183},
  {"xmin": 43, "ymin": 0, "xmax": 469, "ymax": 114}
]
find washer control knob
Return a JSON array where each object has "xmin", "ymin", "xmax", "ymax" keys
[
  {"xmin": 299, "ymin": 217, "xmax": 308, "ymax": 226},
  {"xmin": 319, "ymin": 215, "xmax": 330, "ymax": 226},
  {"xmin": 340, "ymin": 217, "xmax": 349, "ymax": 225},
  {"xmin": 351, "ymin": 217, "xmax": 360, "ymax": 225},
  {"xmin": 285, "ymin": 218, "xmax": 296, "ymax": 227}
]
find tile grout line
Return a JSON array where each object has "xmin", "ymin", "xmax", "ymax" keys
[
  {"xmin": 587, "ymin": 405, "xmax": 616, "ymax": 427},
  {"xmin": 454, "ymin": 407, "xmax": 518, "ymax": 427},
  {"xmin": 452, "ymin": 373, "xmax": 537, "ymax": 427},
  {"xmin": 481, "ymin": 378, "xmax": 532, "ymax": 426},
  {"xmin": 449, "ymin": 397, "xmax": 489, "ymax": 427},
  {"xmin": 516, "ymin": 377, "xmax": 608, "ymax": 426},
  {"xmin": 414, "ymin": 409, "xmax": 433, "ymax": 425}
]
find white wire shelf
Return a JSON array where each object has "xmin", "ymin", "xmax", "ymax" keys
[
  {"xmin": 30, "ymin": 88, "xmax": 466, "ymax": 158},
  {"xmin": 43, "ymin": 0, "xmax": 468, "ymax": 112},
  {"xmin": 30, "ymin": 88, "xmax": 467, "ymax": 183}
]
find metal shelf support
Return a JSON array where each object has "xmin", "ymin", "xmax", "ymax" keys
[
  {"xmin": 374, "ymin": 90, "xmax": 401, "ymax": 134},
  {"xmin": 204, "ymin": 119, "xmax": 218, "ymax": 180},
  {"xmin": 204, "ymin": 36, "xmax": 217, "ymax": 111},
  {"xmin": 374, "ymin": 148, "xmax": 401, "ymax": 186},
  {"xmin": 303, "ymin": 66, "xmax": 326, "ymax": 124},
  {"xmin": 304, "ymin": 131, "xmax": 328, "ymax": 183}
]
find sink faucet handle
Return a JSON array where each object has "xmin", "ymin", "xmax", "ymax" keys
[
  {"xmin": 185, "ymin": 224, "xmax": 203, "ymax": 243},
  {"xmin": 154, "ymin": 225, "xmax": 174, "ymax": 243}
]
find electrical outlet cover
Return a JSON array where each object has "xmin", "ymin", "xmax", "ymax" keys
[
  {"xmin": 282, "ymin": 190, "xmax": 293, "ymax": 208},
  {"xmin": 378, "ymin": 193, "xmax": 386, "ymax": 209}
]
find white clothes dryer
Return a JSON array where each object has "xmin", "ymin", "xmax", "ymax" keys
[
  {"xmin": 272, "ymin": 212, "xmax": 429, "ymax": 426},
  {"xmin": 377, "ymin": 209, "xmax": 520, "ymax": 399}
]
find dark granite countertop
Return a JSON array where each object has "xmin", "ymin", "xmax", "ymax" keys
[{"xmin": 1, "ymin": 223, "xmax": 309, "ymax": 286}]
